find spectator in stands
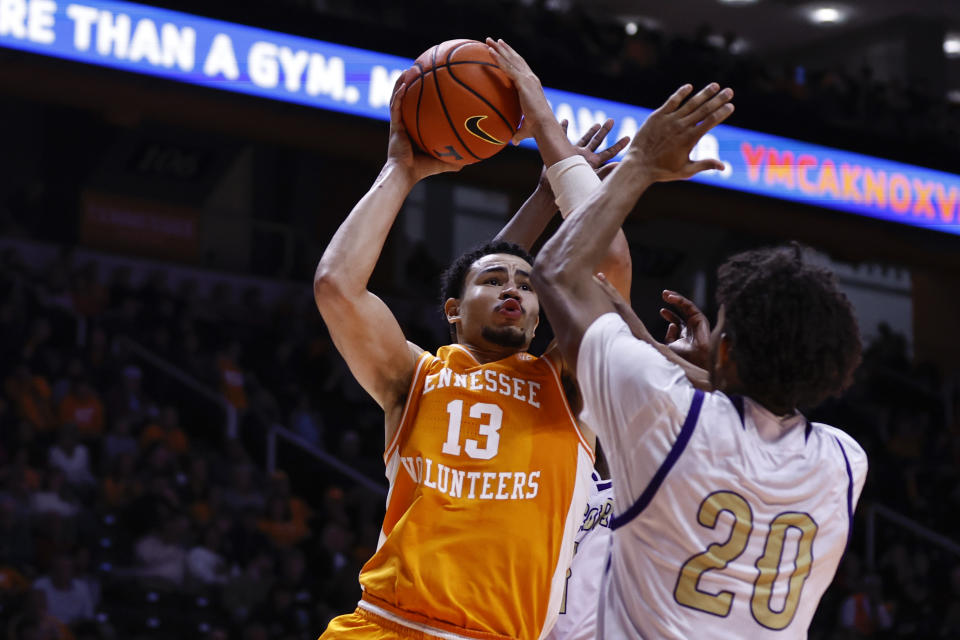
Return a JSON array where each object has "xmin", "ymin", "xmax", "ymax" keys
[
  {"xmin": 289, "ymin": 393, "xmax": 323, "ymax": 449},
  {"xmin": 257, "ymin": 494, "xmax": 310, "ymax": 549},
  {"xmin": 134, "ymin": 512, "xmax": 190, "ymax": 588},
  {"xmin": 71, "ymin": 262, "xmax": 108, "ymax": 319},
  {"xmin": 217, "ymin": 342, "xmax": 248, "ymax": 411},
  {"xmin": 186, "ymin": 526, "xmax": 229, "ymax": 588},
  {"xmin": 224, "ymin": 508, "xmax": 271, "ymax": 568},
  {"xmin": 180, "ymin": 455, "xmax": 213, "ymax": 520},
  {"xmin": 221, "ymin": 465, "xmax": 264, "ymax": 515},
  {"xmin": 7, "ymin": 363, "xmax": 57, "ymax": 435},
  {"xmin": 58, "ymin": 378, "xmax": 105, "ymax": 439},
  {"xmin": 840, "ymin": 573, "xmax": 893, "ymax": 637},
  {"xmin": 106, "ymin": 365, "xmax": 154, "ymax": 425},
  {"xmin": 32, "ymin": 553, "xmax": 96, "ymax": 626},
  {"xmin": 100, "ymin": 416, "xmax": 137, "ymax": 470},
  {"xmin": 2, "ymin": 449, "xmax": 41, "ymax": 497},
  {"xmin": 5, "ymin": 588, "xmax": 72, "ymax": 640},
  {"xmin": 941, "ymin": 564, "xmax": 960, "ymax": 637},
  {"xmin": 221, "ymin": 551, "xmax": 275, "ymax": 623},
  {"xmin": 0, "ymin": 494, "xmax": 34, "ymax": 570},
  {"xmin": 51, "ymin": 358, "xmax": 83, "ymax": 407},
  {"xmin": 140, "ymin": 405, "xmax": 189, "ymax": 457},
  {"xmin": 100, "ymin": 451, "xmax": 141, "ymax": 510},
  {"xmin": 48, "ymin": 424, "xmax": 95, "ymax": 488},
  {"xmin": 30, "ymin": 468, "xmax": 79, "ymax": 519}
]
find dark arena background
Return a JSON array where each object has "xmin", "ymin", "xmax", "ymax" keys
[{"xmin": 2, "ymin": 0, "xmax": 960, "ymax": 638}]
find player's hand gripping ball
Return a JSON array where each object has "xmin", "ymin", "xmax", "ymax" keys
[{"xmin": 400, "ymin": 39, "xmax": 523, "ymax": 166}]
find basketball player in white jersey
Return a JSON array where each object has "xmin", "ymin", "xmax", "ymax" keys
[
  {"xmin": 496, "ymin": 45, "xmax": 869, "ymax": 637},
  {"xmin": 546, "ymin": 470, "xmax": 613, "ymax": 640}
]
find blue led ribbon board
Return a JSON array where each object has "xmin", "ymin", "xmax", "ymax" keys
[{"xmin": 3, "ymin": 0, "xmax": 959, "ymax": 235}]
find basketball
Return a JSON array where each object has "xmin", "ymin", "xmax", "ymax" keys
[{"xmin": 400, "ymin": 39, "xmax": 523, "ymax": 166}]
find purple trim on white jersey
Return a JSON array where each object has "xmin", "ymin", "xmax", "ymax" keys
[
  {"xmin": 730, "ymin": 394, "xmax": 746, "ymax": 427},
  {"xmin": 834, "ymin": 435, "xmax": 855, "ymax": 550},
  {"xmin": 610, "ymin": 389, "xmax": 705, "ymax": 531}
]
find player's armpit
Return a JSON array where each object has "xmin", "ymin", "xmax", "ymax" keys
[{"xmin": 313, "ymin": 282, "xmax": 422, "ymax": 412}]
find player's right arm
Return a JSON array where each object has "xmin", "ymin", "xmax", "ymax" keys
[{"xmin": 314, "ymin": 79, "xmax": 459, "ymax": 421}]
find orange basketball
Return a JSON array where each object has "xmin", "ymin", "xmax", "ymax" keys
[{"xmin": 400, "ymin": 39, "xmax": 522, "ymax": 166}]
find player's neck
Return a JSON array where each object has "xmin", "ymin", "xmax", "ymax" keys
[{"xmin": 456, "ymin": 340, "xmax": 524, "ymax": 365}]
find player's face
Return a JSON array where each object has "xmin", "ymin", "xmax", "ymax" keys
[{"xmin": 449, "ymin": 253, "xmax": 540, "ymax": 352}]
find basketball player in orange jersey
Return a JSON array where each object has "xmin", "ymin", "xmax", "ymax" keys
[{"xmin": 314, "ymin": 38, "xmax": 719, "ymax": 639}]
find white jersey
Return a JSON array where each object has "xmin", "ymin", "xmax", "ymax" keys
[
  {"xmin": 547, "ymin": 473, "xmax": 614, "ymax": 640},
  {"xmin": 577, "ymin": 314, "xmax": 868, "ymax": 640}
]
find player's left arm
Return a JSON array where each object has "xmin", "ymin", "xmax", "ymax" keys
[
  {"xmin": 489, "ymin": 39, "xmax": 632, "ymax": 302},
  {"xmin": 532, "ymin": 82, "xmax": 734, "ymax": 373}
]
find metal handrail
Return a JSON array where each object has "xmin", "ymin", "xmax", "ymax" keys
[
  {"xmin": 114, "ymin": 336, "xmax": 238, "ymax": 440},
  {"xmin": 865, "ymin": 502, "xmax": 960, "ymax": 570},
  {"xmin": 267, "ymin": 425, "xmax": 386, "ymax": 496}
]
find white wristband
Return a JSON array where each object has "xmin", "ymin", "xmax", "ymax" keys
[{"xmin": 545, "ymin": 155, "xmax": 601, "ymax": 218}]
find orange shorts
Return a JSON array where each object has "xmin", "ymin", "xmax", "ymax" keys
[{"xmin": 319, "ymin": 607, "xmax": 446, "ymax": 640}]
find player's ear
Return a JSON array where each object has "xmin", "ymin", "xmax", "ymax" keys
[
  {"xmin": 444, "ymin": 298, "xmax": 461, "ymax": 324},
  {"xmin": 717, "ymin": 334, "xmax": 740, "ymax": 389}
]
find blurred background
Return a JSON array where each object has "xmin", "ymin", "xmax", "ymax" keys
[{"xmin": 2, "ymin": 0, "xmax": 960, "ymax": 638}]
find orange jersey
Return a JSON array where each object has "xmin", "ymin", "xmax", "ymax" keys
[{"xmin": 359, "ymin": 345, "xmax": 595, "ymax": 640}]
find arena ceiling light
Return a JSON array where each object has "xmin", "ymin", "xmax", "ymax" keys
[
  {"xmin": 808, "ymin": 6, "xmax": 847, "ymax": 25},
  {"xmin": 945, "ymin": 33, "xmax": 960, "ymax": 58},
  {"xmin": 625, "ymin": 21, "xmax": 638, "ymax": 35}
]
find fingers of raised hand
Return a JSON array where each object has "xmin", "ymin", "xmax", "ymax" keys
[
  {"xmin": 663, "ymin": 290, "xmax": 701, "ymax": 318},
  {"xmin": 675, "ymin": 83, "xmax": 720, "ymax": 120},
  {"xmin": 655, "ymin": 84, "xmax": 694, "ymax": 116},
  {"xmin": 682, "ymin": 158, "xmax": 726, "ymax": 178},
  {"xmin": 593, "ymin": 273, "xmax": 622, "ymax": 301},
  {"xmin": 692, "ymin": 100, "xmax": 735, "ymax": 138},
  {"xmin": 660, "ymin": 306, "xmax": 683, "ymax": 325},
  {"xmin": 664, "ymin": 322, "xmax": 681, "ymax": 343},
  {"xmin": 576, "ymin": 123, "xmax": 601, "ymax": 148},
  {"xmin": 587, "ymin": 119, "xmax": 615, "ymax": 151},
  {"xmin": 597, "ymin": 136, "xmax": 630, "ymax": 163},
  {"xmin": 390, "ymin": 80, "xmax": 406, "ymax": 110}
]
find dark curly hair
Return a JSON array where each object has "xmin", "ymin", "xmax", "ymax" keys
[
  {"xmin": 439, "ymin": 241, "xmax": 534, "ymax": 342},
  {"xmin": 716, "ymin": 243, "xmax": 862, "ymax": 410}
]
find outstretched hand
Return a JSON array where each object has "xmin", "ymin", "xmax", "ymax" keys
[
  {"xmin": 660, "ymin": 290, "xmax": 712, "ymax": 369},
  {"xmin": 625, "ymin": 83, "xmax": 734, "ymax": 183},
  {"xmin": 386, "ymin": 76, "xmax": 462, "ymax": 183},
  {"xmin": 563, "ymin": 118, "xmax": 630, "ymax": 171}
]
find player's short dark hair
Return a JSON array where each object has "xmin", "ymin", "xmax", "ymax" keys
[
  {"xmin": 716, "ymin": 243, "xmax": 861, "ymax": 410},
  {"xmin": 439, "ymin": 241, "xmax": 534, "ymax": 341}
]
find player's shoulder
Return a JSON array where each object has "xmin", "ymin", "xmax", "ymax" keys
[{"xmin": 809, "ymin": 421, "xmax": 868, "ymax": 478}]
